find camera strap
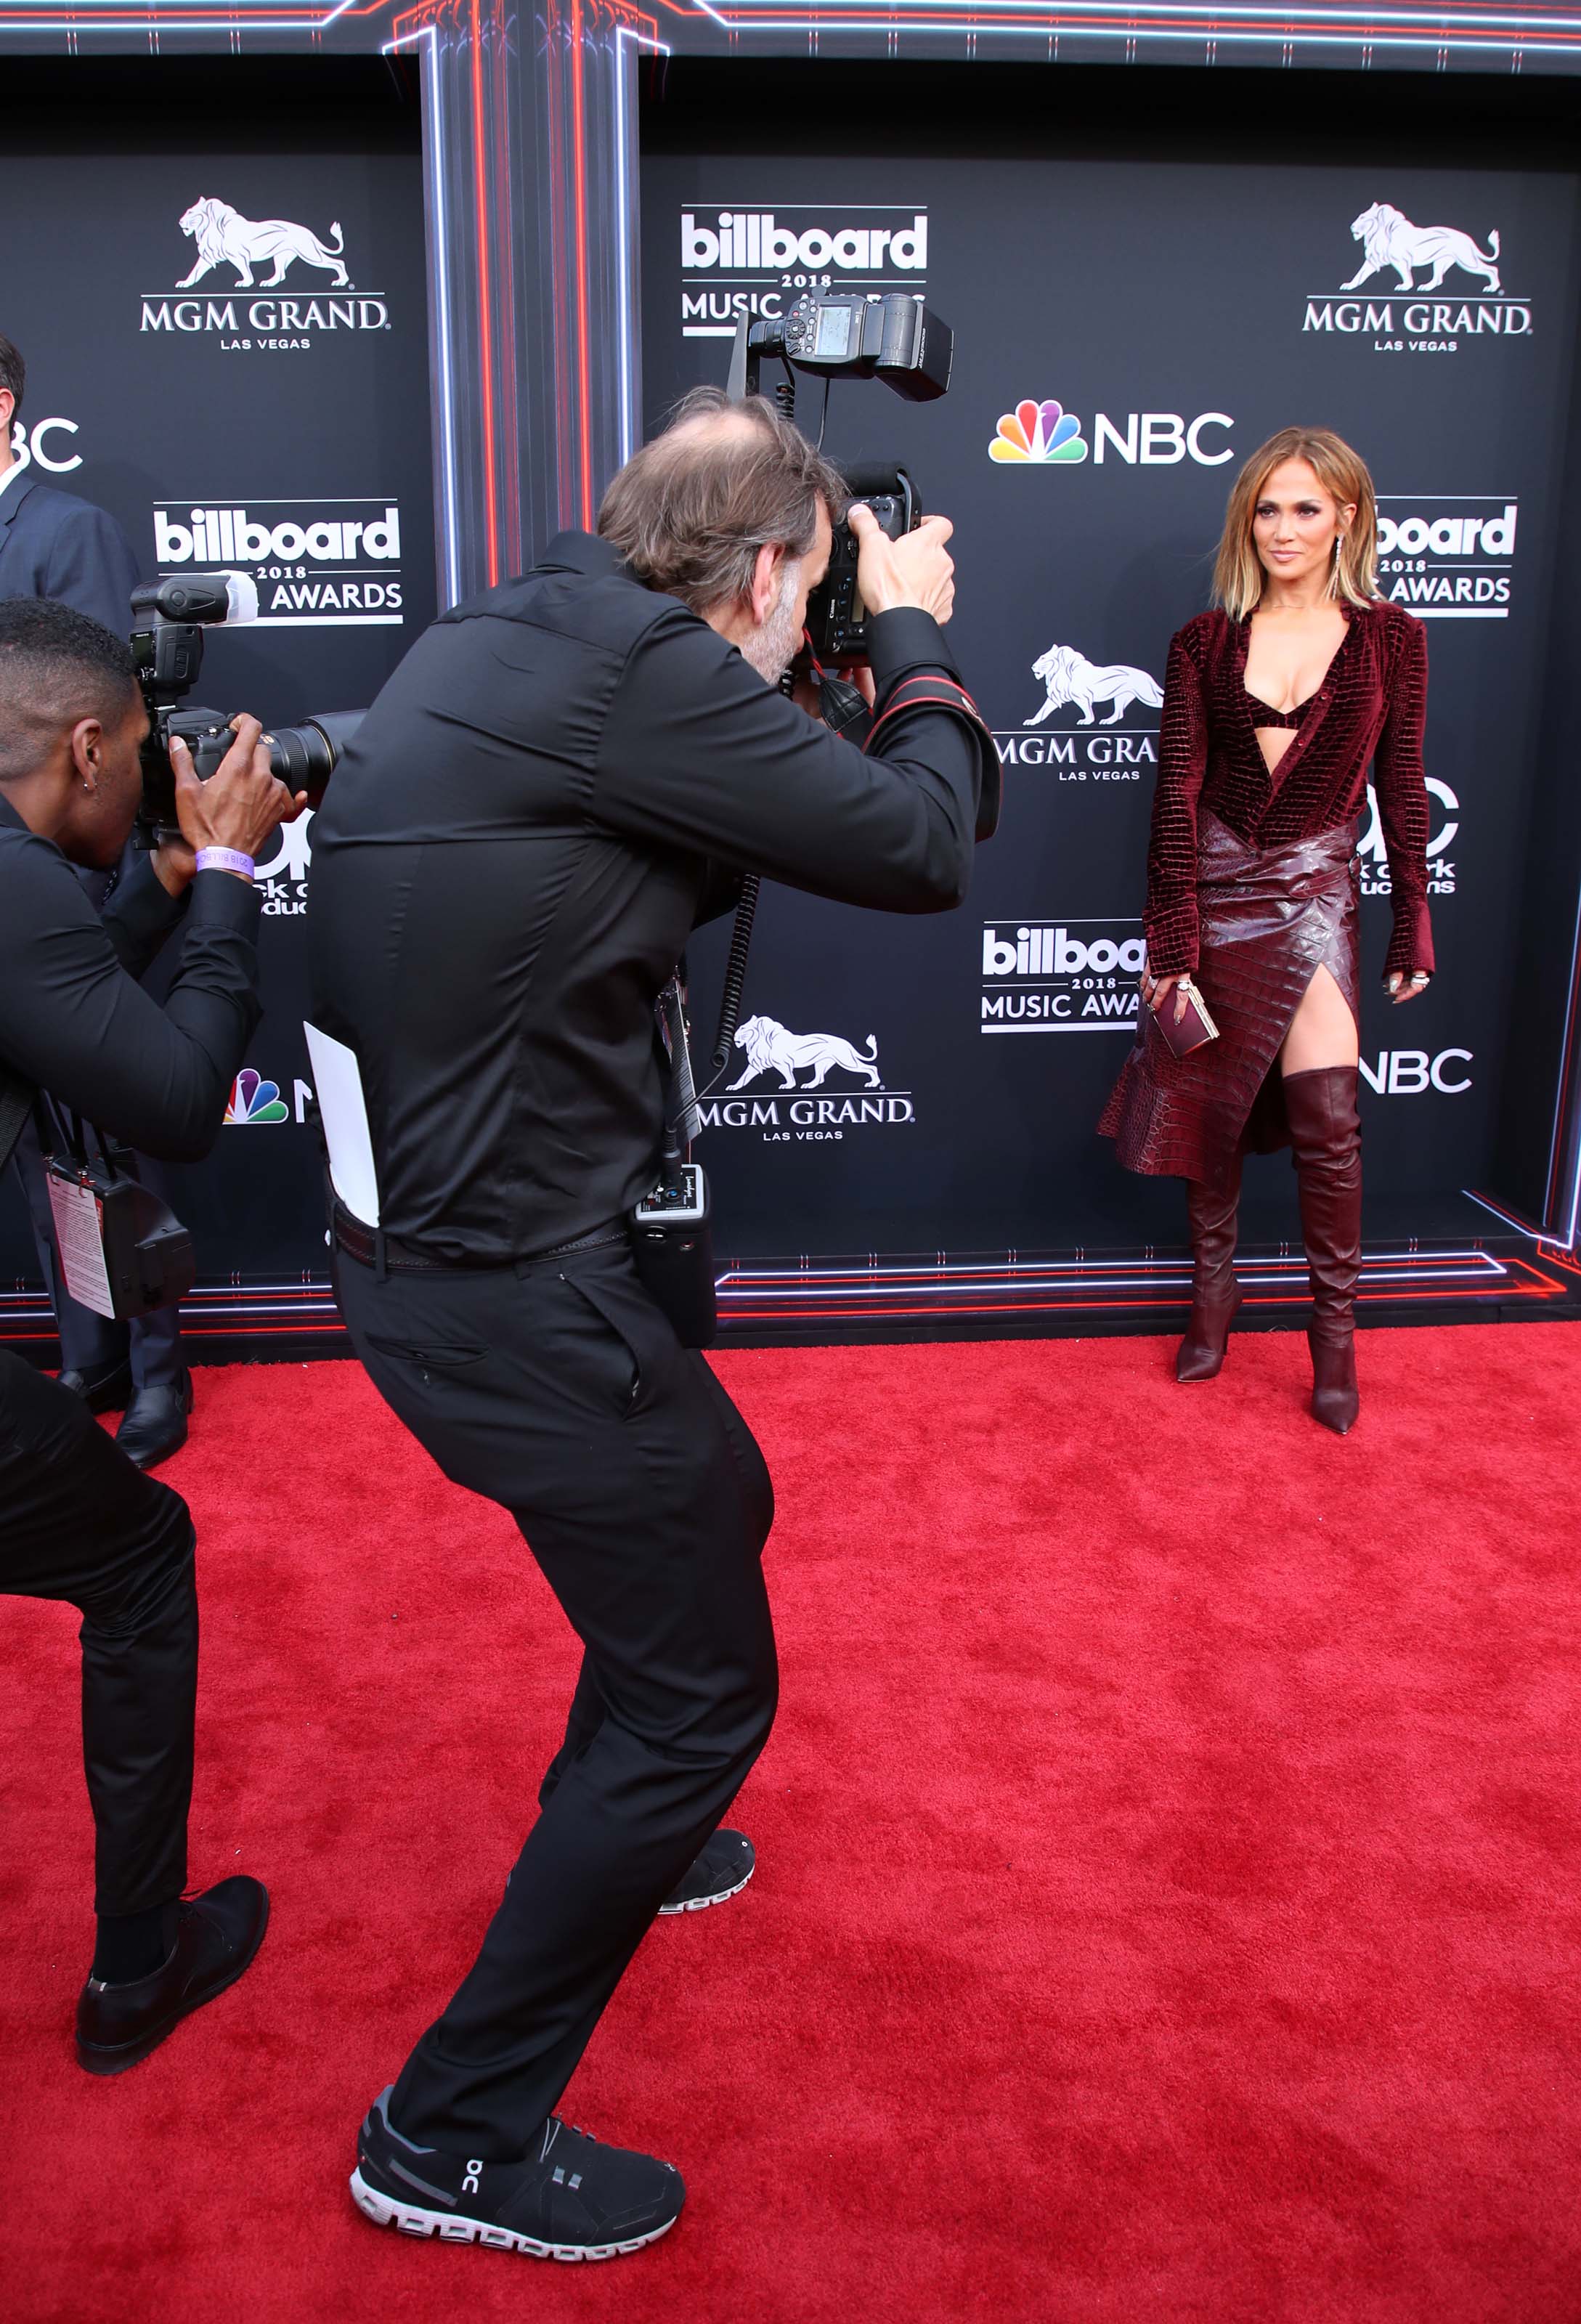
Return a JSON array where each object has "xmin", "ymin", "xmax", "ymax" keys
[{"xmin": 656, "ymin": 975, "xmax": 702, "ymax": 1149}]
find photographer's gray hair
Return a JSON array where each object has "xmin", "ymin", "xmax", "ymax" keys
[{"xmin": 597, "ymin": 388, "xmax": 847, "ymax": 617}]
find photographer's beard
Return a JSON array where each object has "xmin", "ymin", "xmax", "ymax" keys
[{"xmin": 739, "ymin": 558, "xmax": 803, "ymax": 686}]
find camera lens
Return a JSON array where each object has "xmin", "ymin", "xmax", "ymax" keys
[{"xmin": 267, "ymin": 711, "xmax": 363, "ymax": 805}]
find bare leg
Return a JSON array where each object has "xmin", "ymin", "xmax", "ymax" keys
[{"xmin": 1279, "ymin": 962, "xmax": 1358, "ymax": 1076}]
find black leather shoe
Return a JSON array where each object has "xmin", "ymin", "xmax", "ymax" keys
[
  {"xmin": 115, "ymin": 1371, "xmax": 194, "ymax": 1469},
  {"xmin": 57, "ymin": 1356, "xmax": 134, "ymax": 1413},
  {"xmin": 76, "ymin": 1875, "xmax": 269, "ymax": 2076}
]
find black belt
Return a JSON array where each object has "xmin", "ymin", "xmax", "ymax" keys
[{"xmin": 331, "ymin": 1200, "xmax": 627, "ymax": 1274}]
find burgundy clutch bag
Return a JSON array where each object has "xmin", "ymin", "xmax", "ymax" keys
[{"xmin": 1153, "ymin": 978, "xmax": 1219, "ymax": 1060}]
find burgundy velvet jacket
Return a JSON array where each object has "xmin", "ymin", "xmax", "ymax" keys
[{"xmin": 1143, "ymin": 599, "xmax": 1433, "ymax": 983}]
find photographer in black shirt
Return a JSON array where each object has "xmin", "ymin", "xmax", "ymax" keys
[
  {"xmin": 312, "ymin": 390, "xmax": 996, "ymax": 2260},
  {"xmin": 0, "ymin": 597, "xmax": 301, "ymax": 2075}
]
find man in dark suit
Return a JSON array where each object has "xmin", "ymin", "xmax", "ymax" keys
[{"xmin": 0, "ymin": 329, "xmax": 192, "ymax": 1467}]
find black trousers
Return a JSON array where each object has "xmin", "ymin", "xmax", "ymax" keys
[
  {"xmin": 0, "ymin": 1348, "xmax": 196, "ymax": 1917},
  {"xmin": 336, "ymin": 1238, "xmax": 778, "ymax": 2159},
  {"xmin": 10, "ymin": 1124, "xmax": 185, "ymax": 1388}
]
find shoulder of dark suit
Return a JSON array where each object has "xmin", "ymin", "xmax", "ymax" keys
[
  {"xmin": 436, "ymin": 529, "xmax": 699, "ymax": 659},
  {"xmin": 2, "ymin": 478, "xmax": 119, "ymax": 529}
]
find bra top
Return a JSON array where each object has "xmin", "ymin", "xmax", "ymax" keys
[{"xmin": 1243, "ymin": 684, "xmax": 1316, "ymax": 731}]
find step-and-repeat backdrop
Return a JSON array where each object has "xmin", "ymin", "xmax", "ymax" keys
[
  {"xmin": 0, "ymin": 136, "xmax": 434, "ymax": 1281},
  {"xmin": 3, "ymin": 131, "xmax": 1575, "ymax": 1287},
  {"xmin": 645, "ymin": 150, "xmax": 1578, "ymax": 1253}
]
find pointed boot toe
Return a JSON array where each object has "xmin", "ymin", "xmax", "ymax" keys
[
  {"xmin": 1176, "ymin": 1292, "xmax": 1241, "ymax": 1382},
  {"xmin": 1308, "ymin": 1330, "xmax": 1359, "ymax": 1435}
]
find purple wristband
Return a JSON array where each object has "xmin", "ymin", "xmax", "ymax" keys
[{"xmin": 195, "ymin": 847, "xmax": 256, "ymax": 882}]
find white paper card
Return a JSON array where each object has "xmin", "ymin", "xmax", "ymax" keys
[
  {"xmin": 46, "ymin": 1172, "xmax": 117, "ymax": 1319},
  {"xmin": 303, "ymin": 1020, "xmax": 381, "ymax": 1227}
]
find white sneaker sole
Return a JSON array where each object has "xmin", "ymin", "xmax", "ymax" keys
[
  {"xmin": 657, "ymin": 1858, "xmax": 755, "ymax": 1916},
  {"xmin": 350, "ymin": 2168, "xmax": 678, "ymax": 2261}
]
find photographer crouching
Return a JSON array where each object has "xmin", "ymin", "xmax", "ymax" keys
[
  {"xmin": 0, "ymin": 598, "xmax": 302, "ymax": 2073},
  {"xmin": 309, "ymin": 387, "xmax": 997, "ymax": 2261}
]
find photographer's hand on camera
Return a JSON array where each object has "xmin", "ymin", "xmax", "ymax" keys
[
  {"xmin": 848, "ymin": 504, "xmax": 956, "ymax": 625},
  {"xmin": 153, "ymin": 716, "xmax": 308, "ymax": 896}
]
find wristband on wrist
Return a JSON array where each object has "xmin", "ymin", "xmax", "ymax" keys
[{"xmin": 195, "ymin": 847, "xmax": 256, "ymax": 882}]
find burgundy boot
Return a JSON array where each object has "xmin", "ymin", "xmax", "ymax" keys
[
  {"xmin": 1284, "ymin": 1065, "xmax": 1362, "ymax": 1435},
  {"xmin": 1176, "ymin": 1162, "xmax": 1243, "ymax": 1384}
]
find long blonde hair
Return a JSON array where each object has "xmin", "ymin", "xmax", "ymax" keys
[{"xmin": 1211, "ymin": 426, "xmax": 1378, "ymax": 619}]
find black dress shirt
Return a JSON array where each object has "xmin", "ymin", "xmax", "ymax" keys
[
  {"xmin": 309, "ymin": 531, "xmax": 996, "ymax": 1261},
  {"xmin": 0, "ymin": 795, "xmax": 264, "ymax": 1160}
]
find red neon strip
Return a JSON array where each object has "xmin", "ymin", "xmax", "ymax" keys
[
  {"xmin": 570, "ymin": 0, "xmax": 596, "ymax": 528},
  {"xmin": 691, "ymin": 6, "xmax": 1581, "ymax": 36},
  {"xmin": 471, "ymin": 0, "xmax": 502, "ymax": 586}
]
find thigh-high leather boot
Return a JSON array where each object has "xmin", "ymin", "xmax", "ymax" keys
[
  {"xmin": 1283, "ymin": 1065, "xmax": 1362, "ymax": 1435},
  {"xmin": 1176, "ymin": 1157, "xmax": 1243, "ymax": 1384}
]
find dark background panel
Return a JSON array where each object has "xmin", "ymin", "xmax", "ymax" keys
[
  {"xmin": 0, "ymin": 58, "xmax": 430, "ymax": 1285},
  {"xmin": 642, "ymin": 60, "xmax": 1581, "ymax": 1256}
]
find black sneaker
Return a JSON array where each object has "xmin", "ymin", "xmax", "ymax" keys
[
  {"xmin": 659, "ymin": 1827, "xmax": 755, "ymax": 1915},
  {"xmin": 351, "ymin": 2088, "xmax": 684, "ymax": 2262}
]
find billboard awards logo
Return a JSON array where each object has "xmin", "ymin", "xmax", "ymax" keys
[
  {"xmin": 993, "ymin": 639, "xmax": 1161, "ymax": 780},
  {"xmin": 1375, "ymin": 497, "xmax": 1516, "ymax": 619},
  {"xmin": 1302, "ymin": 201, "xmax": 1531, "ymax": 353},
  {"xmin": 987, "ymin": 399, "xmax": 1232, "ymax": 467},
  {"xmin": 254, "ymin": 810, "xmax": 314, "ymax": 918},
  {"xmin": 140, "ymin": 196, "xmax": 391, "ymax": 350},
  {"xmin": 678, "ymin": 204, "xmax": 927, "ymax": 338},
  {"xmin": 694, "ymin": 1014, "xmax": 916, "ymax": 1141},
  {"xmin": 154, "ymin": 499, "xmax": 404, "ymax": 625},
  {"xmin": 980, "ymin": 920, "xmax": 1145, "ymax": 1033},
  {"xmin": 224, "ymin": 1068, "xmax": 290, "ymax": 1126},
  {"xmin": 1359, "ymin": 778, "xmax": 1459, "ymax": 901}
]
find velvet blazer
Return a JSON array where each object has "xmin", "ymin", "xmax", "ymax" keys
[{"xmin": 1142, "ymin": 599, "xmax": 1433, "ymax": 984}]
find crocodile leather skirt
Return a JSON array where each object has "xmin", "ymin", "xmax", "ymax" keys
[{"xmin": 1098, "ymin": 810, "xmax": 1361, "ymax": 1185}]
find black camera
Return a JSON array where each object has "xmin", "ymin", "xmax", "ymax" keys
[
  {"xmin": 726, "ymin": 291, "xmax": 951, "ymax": 667},
  {"xmin": 129, "ymin": 573, "xmax": 364, "ymax": 842},
  {"xmin": 805, "ymin": 462, "xmax": 918, "ymax": 667}
]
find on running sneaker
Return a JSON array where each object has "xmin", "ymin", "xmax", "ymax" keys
[
  {"xmin": 659, "ymin": 1827, "xmax": 755, "ymax": 1915},
  {"xmin": 351, "ymin": 2088, "xmax": 684, "ymax": 2262}
]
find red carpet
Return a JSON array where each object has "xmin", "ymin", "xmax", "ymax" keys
[{"xmin": 2, "ymin": 1322, "xmax": 1579, "ymax": 2323}]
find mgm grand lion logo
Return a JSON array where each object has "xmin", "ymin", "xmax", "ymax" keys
[
  {"xmin": 175, "ymin": 196, "xmax": 353, "ymax": 290},
  {"xmin": 1341, "ymin": 203, "xmax": 1502, "ymax": 295},
  {"xmin": 1025, "ymin": 643, "xmax": 1163, "ymax": 730},
  {"xmin": 726, "ymin": 1016, "xmax": 882, "ymax": 1092}
]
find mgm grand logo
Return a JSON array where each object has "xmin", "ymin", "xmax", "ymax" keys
[
  {"xmin": 993, "ymin": 640, "xmax": 1161, "ymax": 779},
  {"xmin": 694, "ymin": 1015, "xmax": 915, "ymax": 1142},
  {"xmin": 1303, "ymin": 202, "xmax": 1530, "ymax": 354},
  {"xmin": 140, "ymin": 197, "xmax": 391, "ymax": 349}
]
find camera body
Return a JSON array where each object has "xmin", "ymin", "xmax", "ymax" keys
[
  {"xmin": 727, "ymin": 291, "xmax": 951, "ymax": 670},
  {"xmin": 805, "ymin": 465, "xmax": 919, "ymax": 667},
  {"xmin": 129, "ymin": 573, "xmax": 362, "ymax": 841}
]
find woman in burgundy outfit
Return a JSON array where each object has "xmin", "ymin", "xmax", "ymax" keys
[{"xmin": 1100, "ymin": 426, "xmax": 1433, "ymax": 1434}]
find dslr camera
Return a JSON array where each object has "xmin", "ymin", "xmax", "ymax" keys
[
  {"xmin": 727, "ymin": 288, "xmax": 952, "ymax": 667},
  {"xmin": 130, "ymin": 572, "xmax": 364, "ymax": 842}
]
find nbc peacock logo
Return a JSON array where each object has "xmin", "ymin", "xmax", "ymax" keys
[
  {"xmin": 224, "ymin": 1067, "xmax": 290, "ymax": 1126},
  {"xmin": 989, "ymin": 399, "xmax": 1089, "ymax": 466}
]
